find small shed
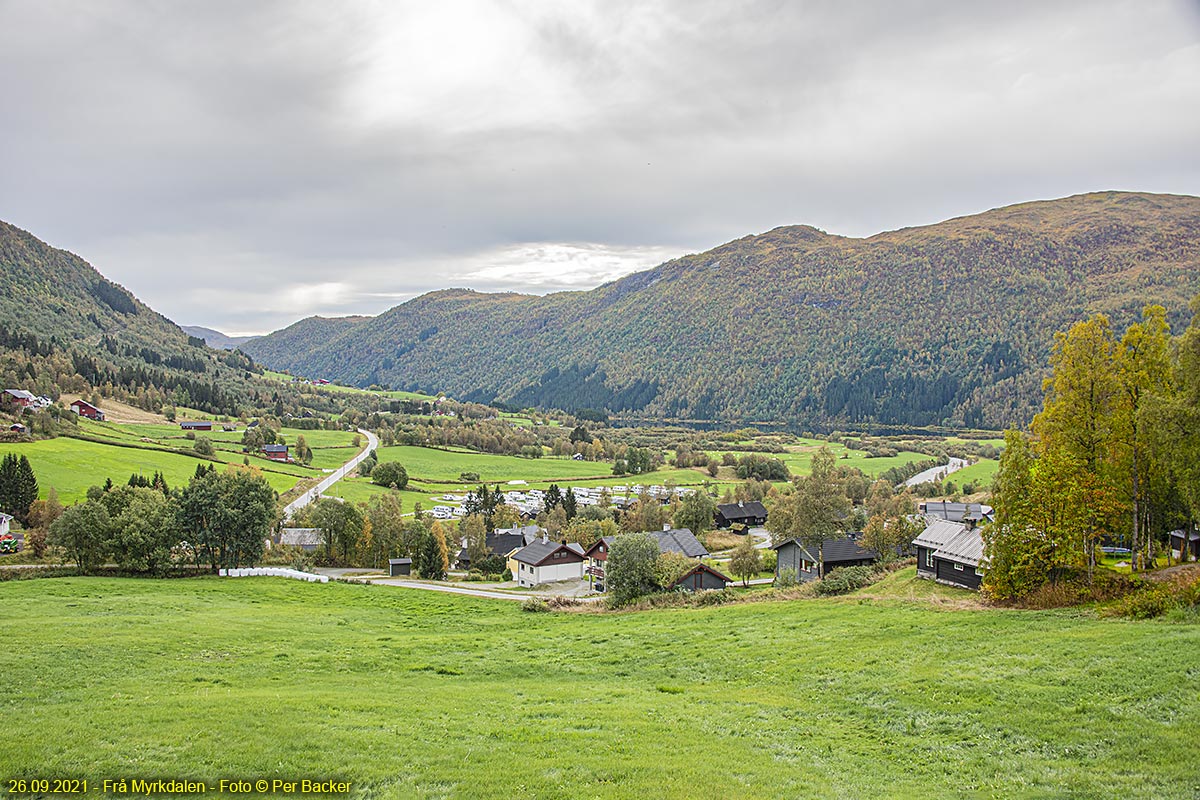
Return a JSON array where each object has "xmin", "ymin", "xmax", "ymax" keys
[
  {"xmin": 672, "ymin": 562, "xmax": 731, "ymax": 592},
  {"xmin": 1170, "ymin": 529, "xmax": 1199, "ymax": 562},
  {"xmin": 388, "ymin": 558, "xmax": 413, "ymax": 577}
]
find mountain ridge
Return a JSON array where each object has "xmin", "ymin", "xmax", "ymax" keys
[{"xmin": 243, "ymin": 191, "xmax": 1200, "ymax": 428}]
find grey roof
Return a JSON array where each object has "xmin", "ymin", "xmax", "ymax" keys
[
  {"xmin": 0, "ymin": 512, "xmax": 12, "ymax": 523},
  {"xmin": 1169, "ymin": 529, "xmax": 1200, "ymax": 542},
  {"xmin": 717, "ymin": 501, "xmax": 768, "ymax": 520},
  {"xmin": 650, "ymin": 529, "xmax": 709, "ymax": 558},
  {"xmin": 495, "ymin": 525, "xmax": 544, "ymax": 545},
  {"xmin": 913, "ymin": 519, "xmax": 967, "ymax": 550},
  {"xmin": 262, "ymin": 444, "xmax": 288, "ymax": 453},
  {"xmin": 388, "ymin": 558, "xmax": 413, "ymax": 565},
  {"xmin": 922, "ymin": 501, "xmax": 993, "ymax": 523},
  {"xmin": 772, "ymin": 535, "xmax": 877, "ymax": 564},
  {"xmin": 933, "ymin": 526, "xmax": 985, "ymax": 568},
  {"xmin": 280, "ymin": 528, "xmax": 324, "ymax": 546},
  {"xmin": 486, "ymin": 532, "xmax": 527, "ymax": 556},
  {"xmin": 4, "ymin": 389, "xmax": 35, "ymax": 401},
  {"xmin": 513, "ymin": 538, "xmax": 585, "ymax": 566}
]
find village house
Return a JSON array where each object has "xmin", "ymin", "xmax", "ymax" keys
[
  {"xmin": 512, "ymin": 537, "xmax": 587, "ymax": 587},
  {"xmin": 715, "ymin": 500, "xmax": 768, "ymax": 529},
  {"xmin": 278, "ymin": 528, "xmax": 323, "ymax": 551},
  {"xmin": 1169, "ymin": 529, "xmax": 1199, "ymax": 562},
  {"xmin": 179, "ymin": 420, "xmax": 213, "ymax": 431},
  {"xmin": 2, "ymin": 389, "xmax": 35, "ymax": 409},
  {"xmin": 458, "ymin": 525, "xmax": 544, "ymax": 571},
  {"xmin": 262, "ymin": 443, "xmax": 290, "ymax": 461},
  {"xmin": 0, "ymin": 512, "xmax": 11, "ymax": 537},
  {"xmin": 772, "ymin": 535, "xmax": 878, "ymax": 582},
  {"xmin": 69, "ymin": 399, "xmax": 105, "ymax": 421},
  {"xmin": 585, "ymin": 528, "xmax": 709, "ymax": 591},
  {"xmin": 9, "ymin": 423, "xmax": 27, "ymax": 434},
  {"xmin": 388, "ymin": 558, "xmax": 413, "ymax": 577},
  {"xmin": 920, "ymin": 501, "xmax": 993, "ymax": 525},
  {"xmin": 671, "ymin": 562, "xmax": 732, "ymax": 592},
  {"xmin": 913, "ymin": 519, "xmax": 966, "ymax": 580},
  {"xmin": 912, "ymin": 519, "xmax": 985, "ymax": 590}
]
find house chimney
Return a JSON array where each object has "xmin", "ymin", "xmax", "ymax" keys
[
  {"xmin": 738, "ymin": 501, "xmax": 744, "ymax": 507},
  {"xmin": 663, "ymin": 523, "xmax": 671, "ymax": 532},
  {"xmin": 542, "ymin": 534, "xmax": 548, "ymax": 544}
]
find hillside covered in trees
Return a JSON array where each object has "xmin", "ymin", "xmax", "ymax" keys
[
  {"xmin": 0, "ymin": 221, "xmax": 357, "ymax": 419},
  {"xmin": 245, "ymin": 192, "xmax": 1200, "ymax": 429}
]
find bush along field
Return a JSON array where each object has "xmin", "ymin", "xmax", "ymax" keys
[{"xmin": 0, "ymin": 577, "xmax": 1196, "ymax": 799}]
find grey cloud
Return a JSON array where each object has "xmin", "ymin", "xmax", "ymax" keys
[{"xmin": 1, "ymin": 0, "xmax": 1197, "ymax": 334}]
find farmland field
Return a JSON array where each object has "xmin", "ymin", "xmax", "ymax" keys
[
  {"xmin": 950, "ymin": 458, "xmax": 1000, "ymax": 490},
  {"xmin": 0, "ymin": 438, "xmax": 301, "ymax": 502},
  {"xmin": 375, "ymin": 446, "xmax": 618, "ymax": 483},
  {"xmin": 0, "ymin": 577, "xmax": 1196, "ymax": 799}
]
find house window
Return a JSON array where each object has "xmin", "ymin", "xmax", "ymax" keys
[
  {"xmin": 954, "ymin": 563, "xmax": 964, "ymax": 571},
  {"xmin": 975, "ymin": 568, "xmax": 984, "ymax": 577},
  {"xmin": 925, "ymin": 551, "xmax": 934, "ymax": 568}
]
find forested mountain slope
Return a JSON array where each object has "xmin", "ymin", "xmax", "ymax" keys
[
  {"xmin": 0, "ymin": 221, "xmax": 275, "ymax": 415},
  {"xmin": 244, "ymin": 192, "xmax": 1200, "ymax": 428}
]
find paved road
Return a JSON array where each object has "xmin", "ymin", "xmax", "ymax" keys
[
  {"xmin": 904, "ymin": 457, "xmax": 968, "ymax": 488},
  {"xmin": 283, "ymin": 427, "xmax": 379, "ymax": 519}
]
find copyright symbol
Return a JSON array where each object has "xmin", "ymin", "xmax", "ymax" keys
[{"xmin": 256, "ymin": 780, "xmax": 269, "ymax": 792}]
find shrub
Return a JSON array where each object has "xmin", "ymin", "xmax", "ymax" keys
[
  {"xmin": 459, "ymin": 472, "xmax": 480, "ymax": 482},
  {"xmin": 465, "ymin": 569, "xmax": 485, "ymax": 582},
  {"xmin": 371, "ymin": 462, "xmax": 409, "ymax": 489},
  {"xmin": 193, "ymin": 436, "xmax": 214, "ymax": 456},
  {"xmin": 775, "ymin": 567, "xmax": 798, "ymax": 588},
  {"xmin": 814, "ymin": 565, "xmax": 877, "ymax": 596},
  {"xmin": 501, "ymin": 568, "xmax": 512, "ymax": 581},
  {"xmin": 521, "ymin": 597, "xmax": 550, "ymax": 613}
]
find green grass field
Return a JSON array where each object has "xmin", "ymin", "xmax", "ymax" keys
[
  {"xmin": 0, "ymin": 577, "xmax": 1195, "ymax": 798},
  {"xmin": 950, "ymin": 459, "xmax": 1000, "ymax": 491},
  {"xmin": 0, "ymin": 438, "xmax": 301, "ymax": 502},
  {"xmin": 0, "ymin": 423, "xmax": 364, "ymax": 505},
  {"xmin": 726, "ymin": 443, "xmax": 930, "ymax": 479},
  {"xmin": 376, "ymin": 446, "xmax": 618, "ymax": 484}
]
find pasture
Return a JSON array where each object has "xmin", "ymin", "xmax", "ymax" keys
[
  {"xmin": 0, "ymin": 438, "xmax": 300, "ymax": 502},
  {"xmin": 0, "ymin": 577, "xmax": 1195, "ymax": 799}
]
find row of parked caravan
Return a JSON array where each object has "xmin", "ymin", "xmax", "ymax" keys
[{"xmin": 219, "ymin": 567, "xmax": 329, "ymax": 583}]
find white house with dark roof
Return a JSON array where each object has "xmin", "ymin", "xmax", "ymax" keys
[
  {"xmin": 512, "ymin": 537, "xmax": 586, "ymax": 587},
  {"xmin": 0, "ymin": 512, "xmax": 11, "ymax": 537}
]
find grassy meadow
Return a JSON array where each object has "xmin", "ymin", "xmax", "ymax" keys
[
  {"xmin": 0, "ymin": 421, "xmax": 362, "ymax": 504},
  {"xmin": 0, "ymin": 438, "xmax": 300, "ymax": 502},
  {"xmin": 0, "ymin": 576, "xmax": 1196, "ymax": 799}
]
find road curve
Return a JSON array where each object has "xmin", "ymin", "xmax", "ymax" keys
[{"xmin": 283, "ymin": 428, "xmax": 379, "ymax": 519}]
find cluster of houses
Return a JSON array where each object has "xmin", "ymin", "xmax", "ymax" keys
[
  {"xmin": 3, "ymin": 389, "xmax": 54, "ymax": 432},
  {"xmin": 428, "ymin": 484, "xmax": 699, "ymax": 522},
  {"xmin": 506, "ymin": 525, "xmax": 731, "ymax": 592},
  {"xmin": 767, "ymin": 501, "xmax": 993, "ymax": 591},
  {"xmin": 3, "ymin": 389, "xmax": 110, "ymax": 428}
]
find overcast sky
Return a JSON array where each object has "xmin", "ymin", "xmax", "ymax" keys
[{"xmin": 2, "ymin": 1, "xmax": 1198, "ymax": 335}]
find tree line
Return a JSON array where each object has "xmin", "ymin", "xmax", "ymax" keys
[{"xmin": 985, "ymin": 301, "xmax": 1200, "ymax": 600}]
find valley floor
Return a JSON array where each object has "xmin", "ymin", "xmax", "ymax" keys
[{"xmin": 0, "ymin": 577, "xmax": 1196, "ymax": 799}]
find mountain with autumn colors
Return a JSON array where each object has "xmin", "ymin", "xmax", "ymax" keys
[{"xmin": 240, "ymin": 191, "xmax": 1200, "ymax": 429}]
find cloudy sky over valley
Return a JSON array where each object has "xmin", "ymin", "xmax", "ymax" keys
[{"xmin": 2, "ymin": 1, "xmax": 1198, "ymax": 334}]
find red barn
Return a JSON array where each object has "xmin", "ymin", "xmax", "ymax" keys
[
  {"xmin": 3, "ymin": 389, "xmax": 35, "ymax": 409},
  {"xmin": 262, "ymin": 444, "xmax": 290, "ymax": 462},
  {"xmin": 70, "ymin": 399, "xmax": 105, "ymax": 421}
]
